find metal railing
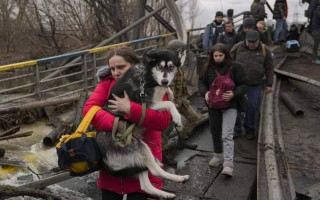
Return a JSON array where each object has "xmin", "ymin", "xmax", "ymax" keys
[{"xmin": 0, "ymin": 33, "xmax": 177, "ymax": 105}]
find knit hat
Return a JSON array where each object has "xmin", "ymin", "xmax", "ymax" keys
[
  {"xmin": 215, "ymin": 11, "xmax": 223, "ymax": 17},
  {"xmin": 243, "ymin": 18, "xmax": 255, "ymax": 28},
  {"xmin": 167, "ymin": 39, "xmax": 186, "ymax": 52}
]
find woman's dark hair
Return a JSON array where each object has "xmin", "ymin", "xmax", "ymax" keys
[
  {"xmin": 106, "ymin": 46, "xmax": 140, "ymax": 65},
  {"xmin": 205, "ymin": 43, "xmax": 233, "ymax": 73}
]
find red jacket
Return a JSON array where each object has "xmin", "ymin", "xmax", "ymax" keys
[{"xmin": 82, "ymin": 76, "xmax": 171, "ymax": 195}]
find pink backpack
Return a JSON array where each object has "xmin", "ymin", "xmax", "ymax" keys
[{"xmin": 208, "ymin": 68, "xmax": 235, "ymax": 109}]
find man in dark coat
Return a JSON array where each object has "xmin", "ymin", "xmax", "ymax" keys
[
  {"xmin": 232, "ymin": 18, "xmax": 267, "ymax": 46},
  {"xmin": 230, "ymin": 30, "xmax": 274, "ymax": 139},
  {"xmin": 251, "ymin": 0, "xmax": 266, "ymax": 22},
  {"xmin": 217, "ymin": 21, "xmax": 236, "ymax": 51}
]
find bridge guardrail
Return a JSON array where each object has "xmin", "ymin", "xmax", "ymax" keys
[
  {"xmin": 0, "ymin": 32, "xmax": 179, "ymax": 105},
  {"xmin": 0, "ymin": 29, "xmax": 209, "ymax": 105}
]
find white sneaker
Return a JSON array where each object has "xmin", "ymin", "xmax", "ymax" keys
[
  {"xmin": 221, "ymin": 166, "xmax": 233, "ymax": 177},
  {"xmin": 209, "ymin": 153, "xmax": 223, "ymax": 167},
  {"xmin": 221, "ymin": 161, "xmax": 233, "ymax": 177}
]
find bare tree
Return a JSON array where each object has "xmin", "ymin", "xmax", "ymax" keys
[
  {"xmin": 0, "ymin": 0, "xmax": 28, "ymax": 54},
  {"xmin": 187, "ymin": 0, "xmax": 199, "ymax": 30},
  {"xmin": 131, "ymin": 0, "xmax": 147, "ymax": 40},
  {"xmin": 0, "ymin": 0, "xmax": 187, "ymax": 64}
]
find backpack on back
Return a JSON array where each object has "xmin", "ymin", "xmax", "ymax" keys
[{"xmin": 208, "ymin": 68, "xmax": 235, "ymax": 109}]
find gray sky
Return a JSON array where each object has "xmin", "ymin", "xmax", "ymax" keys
[{"xmin": 183, "ymin": 0, "xmax": 309, "ymax": 29}]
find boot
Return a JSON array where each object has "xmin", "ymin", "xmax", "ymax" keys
[
  {"xmin": 209, "ymin": 153, "xmax": 223, "ymax": 167},
  {"xmin": 221, "ymin": 161, "xmax": 233, "ymax": 178},
  {"xmin": 176, "ymin": 137, "xmax": 198, "ymax": 150},
  {"xmin": 162, "ymin": 149, "xmax": 177, "ymax": 166}
]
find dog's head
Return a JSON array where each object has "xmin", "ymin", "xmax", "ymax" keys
[{"xmin": 143, "ymin": 50, "xmax": 181, "ymax": 87}]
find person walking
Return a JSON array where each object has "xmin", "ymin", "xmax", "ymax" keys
[
  {"xmin": 202, "ymin": 11, "xmax": 225, "ymax": 54},
  {"xmin": 232, "ymin": 18, "xmax": 267, "ymax": 46},
  {"xmin": 217, "ymin": 21, "xmax": 236, "ymax": 51},
  {"xmin": 198, "ymin": 43, "xmax": 248, "ymax": 177},
  {"xmin": 82, "ymin": 46, "xmax": 172, "ymax": 200},
  {"xmin": 256, "ymin": 20, "xmax": 272, "ymax": 45},
  {"xmin": 230, "ymin": 30, "xmax": 274, "ymax": 140},
  {"xmin": 273, "ymin": 0, "xmax": 288, "ymax": 45},
  {"xmin": 251, "ymin": 0, "xmax": 267, "ymax": 22}
]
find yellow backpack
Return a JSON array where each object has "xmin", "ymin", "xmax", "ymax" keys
[{"xmin": 56, "ymin": 106, "xmax": 102, "ymax": 175}]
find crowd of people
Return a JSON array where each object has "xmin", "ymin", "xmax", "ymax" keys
[{"xmin": 80, "ymin": 0, "xmax": 320, "ymax": 199}]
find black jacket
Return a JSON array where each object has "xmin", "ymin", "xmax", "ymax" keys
[
  {"xmin": 251, "ymin": 2, "xmax": 266, "ymax": 21},
  {"xmin": 273, "ymin": 0, "xmax": 288, "ymax": 19},
  {"xmin": 230, "ymin": 41, "xmax": 274, "ymax": 87},
  {"xmin": 217, "ymin": 31, "xmax": 236, "ymax": 51},
  {"xmin": 198, "ymin": 62, "xmax": 248, "ymax": 111}
]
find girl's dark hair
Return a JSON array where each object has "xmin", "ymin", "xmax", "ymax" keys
[
  {"xmin": 205, "ymin": 43, "xmax": 232, "ymax": 72},
  {"xmin": 106, "ymin": 46, "xmax": 140, "ymax": 65}
]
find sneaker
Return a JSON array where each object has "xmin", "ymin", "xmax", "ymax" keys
[
  {"xmin": 221, "ymin": 161, "xmax": 233, "ymax": 178},
  {"xmin": 245, "ymin": 130, "xmax": 255, "ymax": 140},
  {"xmin": 209, "ymin": 153, "xmax": 223, "ymax": 167},
  {"xmin": 222, "ymin": 166, "xmax": 233, "ymax": 177}
]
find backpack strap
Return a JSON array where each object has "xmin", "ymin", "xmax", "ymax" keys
[
  {"xmin": 215, "ymin": 67, "xmax": 232, "ymax": 77},
  {"xmin": 227, "ymin": 67, "xmax": 233, "ymax": 76},
  {"xmin": 214, "ymin": 69, "xmax": 221, "ymax": 77},
  {"xmin": 111, "ymin": 102, "xmax": 146, "ymax": 147},
  {"xmin": 234, "ymin": 41, "xmax": 245, "ymax": 60},
  {"xmin": 76, "ymin": 106, "xmax": 101, "ymax": 134},
  {"xmin": 261, "ymin": 43, "xmax": 266, "ymax": 60}
]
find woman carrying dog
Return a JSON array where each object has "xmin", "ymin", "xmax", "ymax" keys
[
  {"xmin": 82, "ymin": 46, "xmax": 171, "ymax": 200},
  {"xmin": 198, "ymin": 43, "xmax": 248, "ymax": 177}
]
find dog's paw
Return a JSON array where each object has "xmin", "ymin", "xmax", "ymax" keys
[
  {"xmin": 177, "ymin": 175, "xmax": 189, "ymax": 183},
  {"xmin": 161, "ymin": 192, "xmax": 176, "ymax": 199}
]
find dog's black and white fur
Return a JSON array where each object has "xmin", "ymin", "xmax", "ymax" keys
[{"xmin": 96, "ymin": 50, "xmax": 189, "ymax": 199}]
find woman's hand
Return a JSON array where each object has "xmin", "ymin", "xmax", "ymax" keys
[
  {"xmin": 222, "ymin": 91, "xmax": 234, "ymax": 101},
  {"xmin": 108, "ymin": 91, "xmax": 131, "ymax": 115},
  {"xmin": 205, "ymin": 91, "xmax": 210, "ymax": 104}
]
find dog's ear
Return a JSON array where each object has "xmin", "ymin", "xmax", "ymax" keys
[{"xmin": 143, "ymin": 49, "xmax": 159, "ymax": 63}]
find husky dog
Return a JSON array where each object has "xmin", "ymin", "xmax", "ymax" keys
[{"xmin": 96, "ymin": 50, "xmax": 189, "ymax": 199}]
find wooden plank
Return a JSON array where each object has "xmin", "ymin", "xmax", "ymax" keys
[
  {"xmin": 0, "ymin": 158, "xmax": 25, "ymax": 167},
  {"xmin": 0, "ymin": 126, "xmax": 20, "ymax": 138},
  {"xmin": 163, "ymin": 154, "xmax": 221, "ymax": 197},
  {"xmin": 205, "ymin": 162, "xmax": 257, "ymax": 200},
  {"xmin": 0, "ymin": 131, "xmax": 33, "ymax": 141}
]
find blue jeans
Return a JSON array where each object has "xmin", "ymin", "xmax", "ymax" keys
[
  {"xmin": 274, "ymin": 19, "xmax": 288, "ymax": 43},
  {"xmin": 235, "ymin": 85, "xmax": 262, "ymax": 133}
]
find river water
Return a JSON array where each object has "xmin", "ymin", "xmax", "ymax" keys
[{"xmin": 0, "ymin": 118, "xmax": 99, "ymax": 199}]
